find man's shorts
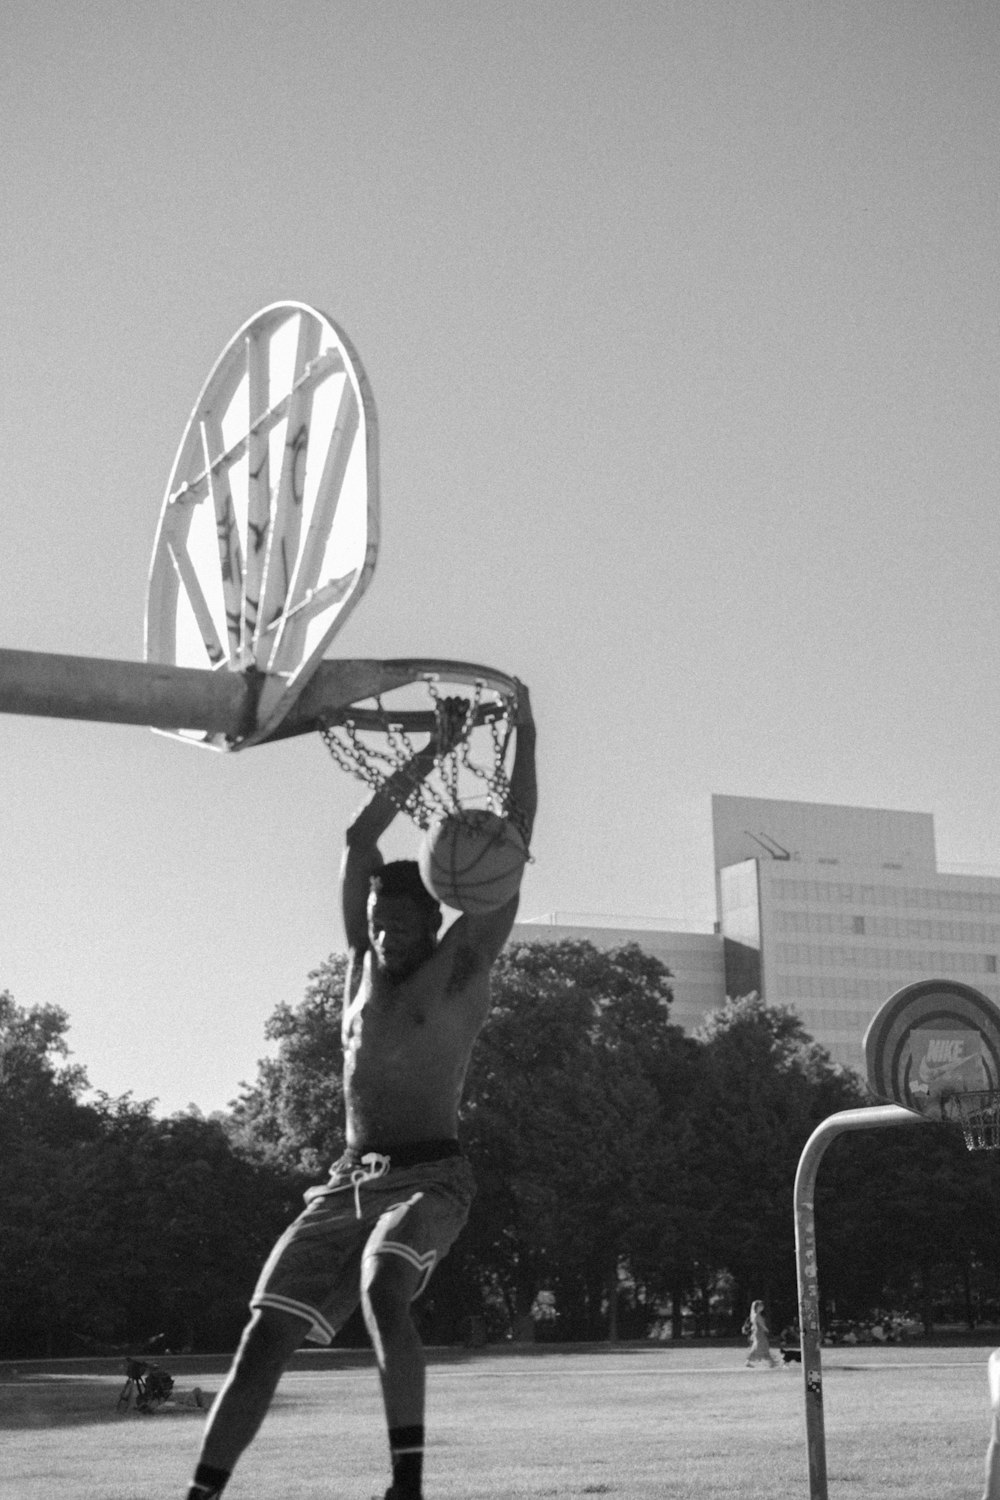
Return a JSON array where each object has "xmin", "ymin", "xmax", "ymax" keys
[{"xmin": 250, "ymin": 1142, "xmax": 475, "ymax": 1345}]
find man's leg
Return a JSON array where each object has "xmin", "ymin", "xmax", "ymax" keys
[
  {"xmin": 185, "ymin": 1307, "xmax": 307, "ymax": 1498},
  {"xmin": 362, "ymin": 1251, "xmax": 427, "ymax": 1498},
  {"xmin": 986, "ymin": 1415, "xmax": 1000, "ymax": 1500},
  {"xmin": 984, "ymin": 1351, "xmax": 1000, "ymax": 1500},
  {"xmin": 359, "ymin": 1166, "xmax": 473, "ymax": 1499}
]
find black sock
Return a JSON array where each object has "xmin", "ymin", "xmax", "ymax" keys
[
  {"xmin": 388, "ymin": 1423, "xmax": 424, "ymax": 1498},
  {"xmin": 186, "ymin": 1461, "xmax": 231, "ymax": 1499}
]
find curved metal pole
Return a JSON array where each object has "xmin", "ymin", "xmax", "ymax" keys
[
  {"xmin": 0, "ymin": 649, "xmax": 519, "ymax": 747},
  {"xmin": 0, "ymin": 647, "xmax": 251, "ymax": 735},
  {"xmin": 794, "ymin": 1105, "xmax": 926, "ymax": 1500}
]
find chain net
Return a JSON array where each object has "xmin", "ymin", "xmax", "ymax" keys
[
  {"xmin": 319, "ymin": 676, "xmax": 527, "ymax": 838},
  {"xmin": 945, "ymin": 1089, "xmax": 1000, "ymax": 1152}
]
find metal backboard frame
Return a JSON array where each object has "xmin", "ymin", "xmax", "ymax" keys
[{"xmin": 145, "ymin": 301, "xmax": 379, "ymax": 748}]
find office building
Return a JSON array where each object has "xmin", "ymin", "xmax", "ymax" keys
[
  {"xmin": 511, "ymin": 914, "xmax": 724, "ymax": 1035},
  {"xmin": 514, "ymin": 795, "xmax": 1000, "ymax": 1077},
  {"xmin": 714, "ymin": 794, "xmax": 1000, "ymax": 1072}
]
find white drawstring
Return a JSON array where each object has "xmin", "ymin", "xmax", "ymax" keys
[
  {"xmin": 349, "ymin": 1151, "xmax": 390, "ymax": 1218},
  {"xmin": 303, "ymin": 1149, "xmax": 392, "ymax": 1216}
]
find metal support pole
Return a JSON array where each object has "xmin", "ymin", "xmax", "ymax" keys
[
  {"xmin": 0, "ymin": 647, "xmax": 251, "ymax": 735},
  {"xmin": 0, "ymin": 648, "xmax": 519, "ymax": 745},
  {"xmin": 794, "ymin": 1104, "xmax": 926, "ymax": 1500}
]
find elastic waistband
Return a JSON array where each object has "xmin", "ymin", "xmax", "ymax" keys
[
  {"xmin": 304, "ymin": 1139, "xmax": 465, "ymax": 1216},
  {"xmin": 343, "ymin": 1138, "xmax": 462, "ymax": 1171}
]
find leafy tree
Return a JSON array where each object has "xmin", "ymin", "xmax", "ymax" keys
[
  {"xmin": 817, "ymin": 1115, "xmax": 1000, "ymax": 1331},
  {"xmin": 73, "ymin": 1097, "xmax": 298, "ymax": 1351},
  {"xmin": 0, "ymin": 991, "xmax": 299, "ymax": 1355},
  {"xmin": 0, "ymin": 993, "xmax": 104, "ymax": 1353},
  {"xmin": 226, "ymin": 954, "xmax": 348, "ymax": 1176},
  {"xmin": 0, "ymin": 990, "xmax": 94, "ymax": 1144},
  {"xmin": 690, "ymin": 993, "xmax": 861, "ymax": 1331},
  {"xmin": 459, "ymin": 939, "xmax": 694, "ymax": 1339}
]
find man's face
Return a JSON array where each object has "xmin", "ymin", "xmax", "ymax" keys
[{"xmin": 367, "ymin": 893, "xmax": 436, "ymax": 978}]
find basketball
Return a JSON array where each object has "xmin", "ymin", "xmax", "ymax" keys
[{"xmin": 419, "ymin": 809, "xmax": 528, "ymax": 914}]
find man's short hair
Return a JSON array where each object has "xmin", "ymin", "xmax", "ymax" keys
[{"xmin": 370, "ymin": 860, "xmax": 442, "ymax": 920}]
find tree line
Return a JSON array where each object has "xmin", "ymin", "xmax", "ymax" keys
[{"xmin": 3, "ymin": 940, "xmax": 1000, "ymax": 1357}]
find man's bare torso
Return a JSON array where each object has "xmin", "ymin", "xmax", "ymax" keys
[{"xmin": 342, "ymin": 935, "xmax": 491, "ymax": 1150}]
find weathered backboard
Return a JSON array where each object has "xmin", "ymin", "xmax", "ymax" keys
[
  {"xmin": 145, "ymin": 302, "xmax": 378, "ymax": 747},
  {"xmin": 864, "ymin": 979, "xmax": 1000, "ymax": 1118}
]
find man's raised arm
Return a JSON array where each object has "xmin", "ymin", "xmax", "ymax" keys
[
  {"xmin": 339, "ymin": 740, "xmax": 437, "ymax": 953},
  {"xmin": 339, "ymin": 699, "xmax": 468, "ymax": 952},
  {"xmin": 508, "ymin": 683, "xmax": 537, "ymax": 850},
  {"xmin": 445, "ymin": 683, "xmax": 538, "ymax": 966}
]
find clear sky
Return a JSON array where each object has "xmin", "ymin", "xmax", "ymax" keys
[{"xmin": 2, "ymin": 1, "xmax": 998, "ymax": 1117}]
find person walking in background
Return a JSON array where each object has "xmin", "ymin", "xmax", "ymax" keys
[{"xmin": 744, "ymin": 1299, "xmax": 778, "ymax": 1369}]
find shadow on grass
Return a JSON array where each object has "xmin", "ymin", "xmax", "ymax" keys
[{"xmin": 0, "ymin": 1375, "xmax": 213, "ymax": 1430}]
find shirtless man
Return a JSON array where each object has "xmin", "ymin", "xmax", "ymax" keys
[{"xmin": 184, "ymin": 688, "xmax": 537, "ymax": 1500}]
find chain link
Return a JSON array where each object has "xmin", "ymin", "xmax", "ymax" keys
[{"xmin": 318, "ymin": 675, "xmax": 527, "ymax": 838}]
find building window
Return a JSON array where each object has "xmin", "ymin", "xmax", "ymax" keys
[
  {"xmin": 987, "ymin": 955, "xmax": 998, "ymax": 974},
  {"xmin": 852, "ymin": 915, "xmax": 866, "ymax": 935}
]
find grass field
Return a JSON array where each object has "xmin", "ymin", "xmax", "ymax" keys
[{"xmin": 0, "ymin": 1343, "xmax": 995, "ymax": 1500}]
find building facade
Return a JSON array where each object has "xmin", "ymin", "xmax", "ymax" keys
[
  {"xmin": 713, "ymin": 794, "xmax": 1000, "ymax": 1074},
  {"xmin": 512, "ymin": 795, "xmax": 1000, "ymax": 1079},
  {"xmin": 511, "ymin": 915, "xmax": 724, "ymax": 1035}
]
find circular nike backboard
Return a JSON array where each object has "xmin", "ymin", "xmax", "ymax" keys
[{"xmin": 864, "ymin": 979, "xmax": 1000, "ymax": 1118}]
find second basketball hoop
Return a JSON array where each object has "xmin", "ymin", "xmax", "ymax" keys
[{"xmin": 864, "ymin": 978, "xmax": 1000, "ymax": 1149}]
